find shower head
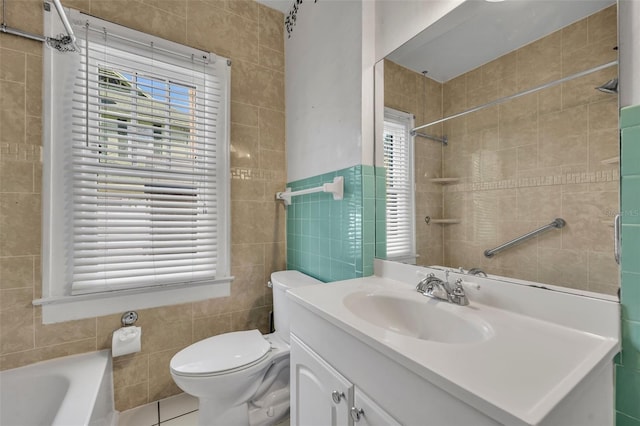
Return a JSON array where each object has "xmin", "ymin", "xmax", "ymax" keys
[{"xmin": 596, "ymin": 78, "xmax": 618, "ymax": 94}]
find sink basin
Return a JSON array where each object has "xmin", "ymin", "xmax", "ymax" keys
[{"xmin": 343, "ymin": 291, "xmax": 493, "ymax": 344}]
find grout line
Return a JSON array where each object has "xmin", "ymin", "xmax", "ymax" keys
[
  {"xmin": 160, "ymin": 409, "xmax": 199, "ymax": 425},
  {"xmin": 156, "ymin": 401, "xmax": 161, "ymax": 426}
]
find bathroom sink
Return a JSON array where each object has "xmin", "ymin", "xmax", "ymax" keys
[
  {"xmin": 289, "ymin": 270, "xmax": 620, "ymax": 426},
  {"xmin": 343, "ymin": 291, "xmax": 493, "ymax": 344}
]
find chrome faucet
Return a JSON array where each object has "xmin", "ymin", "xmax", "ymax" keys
[
  {"xmin": 447, "ymin": 278, "xmax": 469, "ymax": 306},
  {"xmin": 416, "ymin": 274, "xmax": 469, "ymax": 306},
  {"xmin": 467, "ymin": 268, "xmax": 487, "ymax": 277}
]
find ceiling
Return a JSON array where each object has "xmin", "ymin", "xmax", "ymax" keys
[
  {"xmin": 256, "ymin": 0, "xmax": 292, "ymax": 13},
  {"xmin": 386, "ymin": 0, "xmax": 616, "ymax": 82}
]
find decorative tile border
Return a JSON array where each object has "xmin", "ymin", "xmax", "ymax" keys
[
  {"xmin": 230, "ymin": 167, "xmax": 285, "ymax": 182},
  {"xmin": 0, "ymin": 143, "xmax": 42, "ymax": 162},
  {"xmin": 443, "ymin": 169, "xmax": 619, "ymax": 193}
]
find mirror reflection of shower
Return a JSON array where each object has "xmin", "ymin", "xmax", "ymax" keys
[{"xmin": 380, "ymin": 2, "xmax": 620, "ymax": 296}]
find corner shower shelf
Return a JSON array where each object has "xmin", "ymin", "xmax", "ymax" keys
[
  {"xmin": 600, "ymin": 156, "xmax": 620, "ymax": 165},
  {"xmin": 430, "ymin": 178, "xmax": 461, "ymax": 185}
]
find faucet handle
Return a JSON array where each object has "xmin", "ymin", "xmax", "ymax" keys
[
  {"xmin": 416, "ymin": 273, "xmax": 434, "ymax": 293},
  {"xmin": 451, "ymin": 279, "xmax": 470, "ymax": 306},
  {"xmin": 452, "ymin": 278, "xmax": 465, "ymax": 294}
]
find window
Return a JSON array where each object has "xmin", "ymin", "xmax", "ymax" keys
[
  {"xmin": 39, "ymin": 9, "xmax": 231, "ymax": 323},
  {"xmin": 383, "ymin": 108, "xmax": 416, "ymax": 263}
]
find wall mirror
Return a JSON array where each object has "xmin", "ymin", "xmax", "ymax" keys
[{"xmin": 376, "ymin": 0, "xmax": 620, "ymax": 296}]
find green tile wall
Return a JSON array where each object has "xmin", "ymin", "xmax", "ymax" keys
[
  {"xmin": 618, "ymin": 104, "xmax": 640, "ymax": 425},
  {"xmin": 375, "ymin": 166, "xmax": 387, "ymax": 259},
  {"xmin": 286, "ymin": 165, "xmax": 376, "ymax": 282},
  {"xmin": 618, "ymin": 412, "xmax": 640, "ymax": 426}
]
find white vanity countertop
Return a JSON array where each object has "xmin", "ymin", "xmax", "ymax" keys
[{"xmin": 287, "ymin": 275, "xmax": 619, "ymax": 426}]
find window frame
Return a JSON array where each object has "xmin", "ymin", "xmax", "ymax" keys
[
  {"xmin": 383, "ymin": 107, "xmax": 417, "ymax": 264},
  {"xmin": 38, "ymin": 8, "xmax": 232, "ymax": 323}
]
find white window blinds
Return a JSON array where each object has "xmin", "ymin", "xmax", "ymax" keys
[
  {"xmin": 64, "ymin": 15, "xmax": 229, "ymax": 294},
  {"xmin": 383, "ymin": 108, "xmax": 416, "ymax": 263}
]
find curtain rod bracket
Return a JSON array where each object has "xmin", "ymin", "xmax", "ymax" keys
[
  {"xmin": 0, "ymin": 0, "xmax": 78, "ymax": 52},
  {"xmin": 410, "ymin": 130, "xmax": 448, "ymax": 145}
]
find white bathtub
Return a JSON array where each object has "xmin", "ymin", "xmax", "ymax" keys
[{"xmin": 0, "ymin": 350, "xmax": 117, "ymax": 426}]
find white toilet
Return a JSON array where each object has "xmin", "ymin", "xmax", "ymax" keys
[{"xmin": 170, "ymin": 270, "xmax": 321, "ymax": 426}]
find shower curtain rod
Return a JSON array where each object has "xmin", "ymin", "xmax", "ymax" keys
[
  {"xmin": 0, "ymin": 0, "xmax": 78, "ymax": 52},
  {"xmin": 412, "ymin": 60, "xmax": 618, "ymax": 133}
]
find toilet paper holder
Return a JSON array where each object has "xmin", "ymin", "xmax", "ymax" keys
[
  {"xmin": 112, "ymin": 311, "xmax": 142, "ymax": 357},
  {"xmin": 121, "ymin": 311, "xmax": 138, "ymax": 327}
]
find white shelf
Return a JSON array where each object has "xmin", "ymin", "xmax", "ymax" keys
[
  {"xmin": 430, "ymin": 178, "xmax": 461, "ymax": 185},
  {"xmin": 600, "ymin": 156, "xmax": 619, "ymax": 165}
]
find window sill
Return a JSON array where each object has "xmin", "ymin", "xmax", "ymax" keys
[
  {"xmin": 34, "ymin": 278, "xmax": 232, "ymax": 324},
  {"xmin": 387, "ymin": 255, "xmax": 417, "ymax": 265}
]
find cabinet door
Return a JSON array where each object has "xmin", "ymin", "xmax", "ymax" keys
[
  {"xmin": 350, "ymin": 388, "xmax": 402, "ymax": 426},
  {"xmin": 290, "ymin": 335, "xmax": 353, "ymax": 426}
]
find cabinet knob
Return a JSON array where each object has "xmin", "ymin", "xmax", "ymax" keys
[
  {"xmin": 350, "ymin": 407, "xmax": 364, "ymax": 422},
  {"xmin": 331, "ymin": 390, "xmax": 345, "ymax": 404}
]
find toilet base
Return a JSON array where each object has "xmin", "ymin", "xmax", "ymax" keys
[
  {"xmin": 197, "ymin": 387, "xmax": 289, "ymax": 426},
  {"xmin": 199, "ymin": 400, "xmax": 249, "ymax": 426},
  {"xmin": 249, "ymin": 386, "xmax": 290, "ymax": 426}
]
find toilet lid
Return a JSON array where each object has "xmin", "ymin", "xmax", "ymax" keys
[{"xmin": 170, "ymin": 330, "xmax": 271, "ymax": 376}]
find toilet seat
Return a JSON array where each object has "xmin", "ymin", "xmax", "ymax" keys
[{"xmin": 170, "ymin": 330, "xmax": 272, "ymax": 378}]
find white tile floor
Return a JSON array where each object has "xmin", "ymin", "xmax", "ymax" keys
[
  {"xmin": 161, "ymin": 410, "xmax": 198, "ymax": 426},
  {"xmin": 118, "ymin": 393, "xmax": 290, "ymax": 426},
  {"xmin": 118, "ymin": 393, "xmax": 198, "ymax": 426}
]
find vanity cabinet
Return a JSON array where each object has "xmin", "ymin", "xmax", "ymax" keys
[
  {"xmin": 290, "ymin": 335, "xmax": 400, "ymax": 426},
  {"xmin": 289, "ymin": 298, "xmax": 505, "ymax": 426},
  {"xmin": 290, "ymin": 335, "xmax": 350, "ymax": 426},
  {"xmin": 288, "ymin": 268, "xmax": 618, "ymax": 426},
  {"xmin": 351, "ymin": 388, "xmax": 401, "ymax": 426}
]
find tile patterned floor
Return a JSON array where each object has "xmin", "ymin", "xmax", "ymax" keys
[{"xmin": 118, "ymin": 393, "xmax": 290, "ymax": 426}]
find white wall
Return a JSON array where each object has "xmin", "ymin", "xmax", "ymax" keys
[
  {"xmin": 374, "ymin": 0, "xmax": 465, "ymax": 61},
  {"xmin": 619, "ymin": 0, "xmax": 640, "ymax": 107},
  {"xmin": 361, "ymin": 0, "xmax": 376, "ymax": 167},
  {"xmin": 284, "ymin": 0, "xmax": 466, "ymax": 182},
  {"xmin": 285, "ymin": 0, "xmax": 364, "ymax": 182}
]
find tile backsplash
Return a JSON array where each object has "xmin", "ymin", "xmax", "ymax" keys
[{"xmin": 286, "ymin": 165, "xmax": 375, "ymax": 282}]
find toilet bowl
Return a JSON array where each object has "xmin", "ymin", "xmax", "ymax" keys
[{"xmin": 170, "ymin": 270, "xmax": 321, "ymax": 426}]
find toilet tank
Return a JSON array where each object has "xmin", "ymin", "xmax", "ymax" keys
[{"xmin": 270, "ymin": 270, "xmax": 322, "ymax": 343}]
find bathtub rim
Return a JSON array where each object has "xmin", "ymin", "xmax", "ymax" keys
[{"xmin": 0, "ymin": 349, "xmax": 116, "ymax": 426}]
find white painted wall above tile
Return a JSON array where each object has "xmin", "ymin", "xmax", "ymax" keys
[{"xmin": 285, "ymin": 0, "xmax": 364, "ymax": 181}]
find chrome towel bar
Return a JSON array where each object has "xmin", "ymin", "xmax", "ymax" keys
[{"xmin": 484, "ymin": 218, "xmax": 566, "ymax": 258}]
